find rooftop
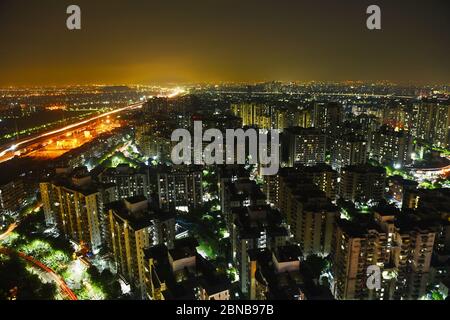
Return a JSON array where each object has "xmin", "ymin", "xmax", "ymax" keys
[
  {"xmin": 342, "ymin": 164, "xmax": 386, "ymax": 175},
  {"xmin": 274, "ymin": 245, "xmax": 303, "ymax": 263},
  {"xmin": 144, "ymin": 238, "xmax": 230, "ymax": 299},
  {"xmin": 109, "ymin": 197, "xmax": 174, "ymax": 230}
]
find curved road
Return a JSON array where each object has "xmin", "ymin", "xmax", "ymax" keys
[
  {"xmin": 0, "ymin": 222, "xmax": 17, "ymax": 241},
  {"xmin": 0, "ymin": 203, "xmax": 42, "ymax": 241},
  {"xmin": 0, "ymin": 247, "xmax": 77, "ymax": 300}
]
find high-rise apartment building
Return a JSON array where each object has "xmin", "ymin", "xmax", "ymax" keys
[
  {"xmin": 283, "ymin": 127, "xmax": 326, "ymax": 167},
  {"xmin": 313, "ymin": 102, "xmax": 343, "ymax": 136},
  {"xmin": 371, "ymin": 125, "xmax": 414, "ymax": 167},
  {"xmin": 221, "ymin": 176, "xmax": 266, "ymax": 231},
  {"xmin": 331, "ymin": 134, "xmax": 368, "ymax": 172},
  {"xmin": 353, "ymin": 114, "xmax": 382, "ymax": 144},
  {"xmin": 96, "ymin": 164, "xmax": 150, "ymax": 200},
  {"xmin": 231, "ymin": 102, "xmax": 298, "ymax": 130},
  {"xmin": 231, "ymin": 205, "xmax": 289, "ymax": 296},
  {"xmin": 231, "ymin": 103, "xmax": 272, "ymax": 129},
  {"xmin": 277, "ymin": 178, "xmax": 338, "ymax": 256},
  {"xmin": 0, "ymin": 178, "xmax": 25, "ymax": 214},
  {"xmin": 331, "ymin": 208, "xmax": 436, "ymax": 300},
  {"xmin": 248, "ymin": 245, "xmax": 305, "ymax": 300},
  {"xmin": 301, "ymin": 164, "xmax": 338, "ymax": 201},
  {"xmin": 108, "ymin": 196, "xmax": 175, "ymax": 299},
  {"xmin": 271, "ymin": 166, "xmax": 337, "ymax": 208},
  {"xmin": 293, "ymin": 108, "xmax": 313, "ymax": 129},
  {"xmin": 339, "ymin": 164, "xmax": 386, "ymax": 205},
  {"xmin": 40, "ymin": 167, "xmax": 116, "ymax": 252},
  {"xmin": 415, "ymin": 100, "xmax": 450, "ymax": 148},
  {"xmin": 150, "ymin": 165, "xmax": 203, "ymax": 212}
]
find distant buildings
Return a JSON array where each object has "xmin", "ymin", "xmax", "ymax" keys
[
  {"xmin": 0, "ymin": 158, "xmax": 42, "ymax": 216},
  {"xmin": 196, "ymin": 113, "xmax": 243, "ymax": 132},
  {"xmin": 283, "ymin": 127, "xmax": 326, "ymax": 167},
  {"xmin": 59, "ymin": 129, "xmax": 127, "ymax": 169},
  {"xmin": 145, "ymin": 237, "xmax": 230, "ymax": 300},
  {"xmin": 108, "ymin": 196, "xmax": 175, "ymax": 299},
  {"xmin": 142, "ymin": 97, "xmax": 170, "ymax": 115},
  {"xmin": 339, "ymin": 164, "xmax": 386, "ymax": 205},
  {"xmin": 134, "ymin": 109, "xmax": 179, "ymax": 162},
  {"xmin": 331, "ymin": 134, "xmax": 368, "ymax": 172},
  {"xmin": 231, "ymin": 103, "xmax": 273, "ymax": 130},
  {"xmin": 150, "ymin": 165, "xmax": 203, "ymax": 212},
  {"xmin": 96, "ymin": 164, "xmax": 151, "ymax": 200},
  {"xmin": 381, "ymin": 103, "xmax": 413, "ymax": 131},
  {"xmin": 137, "ymin": 134, "xmax": 172, "ymax": 162},
  {"xmin": 313, "ymin": 102, "xmax": 343, "ymax": 137},
  {"xmin": 135, "ymin": 116, "xmax": 175, "ymax": 163},
  {"xmin": 231, "ymin": 102, "xmax": 314, "ymax": 131},
  {"xmin": 415, "ymin": 100, "xmax": 450, "ymax": 148},
  {"xmin": 370, "ymin": 125, "xmax": 414, "ymax": 167},
  {"xmin": 269, "ymin": 165, "xmax": 337, "ymax": 206}
]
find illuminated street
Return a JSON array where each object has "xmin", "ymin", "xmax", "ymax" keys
[
  {"xmin": 0, "ymin": 102, "xmax": 143, "ymax": 163},
  {"xmin": 0, "ymin": 222, "xmax": 17, "ymax": 241}
]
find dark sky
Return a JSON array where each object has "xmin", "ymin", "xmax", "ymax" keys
[{"xmin": 0, "ymin": 0, "xmax": 448, "ymax": 86}]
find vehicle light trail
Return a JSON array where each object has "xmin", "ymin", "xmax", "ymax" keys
[{"xmin": 0, "ymin": 222, "xmax": 18, "ymax": 241}]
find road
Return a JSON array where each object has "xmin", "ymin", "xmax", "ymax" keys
[
  {"xmin": 0, "ymin": 202, "xmax": 42, "ymax": 241},
  {"xmin": 0, "ymin": 247, "xmax": 77, "ymax": 300},
  {"xmin": 0, "ymin": 203, "xmax": 76, "ymax": 300},
  {"xmin": 0, "ymin": 222, "xmax": 18, "ymax": 241},
  {"xmin": 0, "ymin": 101, "xmax": 143, "ymax": 164}
]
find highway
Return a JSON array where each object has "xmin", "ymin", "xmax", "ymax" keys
[{"xmin": 0, "ymin": 101, "xmax": 143, "ymax": 164}]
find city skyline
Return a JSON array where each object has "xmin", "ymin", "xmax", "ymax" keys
[
  {"xmin": 0, "ymin": 0, "xmax": 449, "ymax": 86},
  {"xmin": 1, "ymin": 0, "xmax": 449, "ymax": 304},
  {"xmin": 1, "ymin": 82, "xmax": 449, "ymax": 302}
]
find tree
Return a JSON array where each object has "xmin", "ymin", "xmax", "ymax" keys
[
  {"xmin": 0, "ymin": 253, "xmax": 56, "ymax": 300},
  {"xmin": 87, "ymin": 266, "xmax": 122, "ymax": 299}
]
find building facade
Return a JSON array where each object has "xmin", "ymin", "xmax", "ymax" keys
[
  {"xmin": 339, "ymin": 164, "xmax": 386, "ymax": 205},
  {"xmin": 371, "ymin": 125, "xmax": 414, "ymax": 167},
  {"xmin": 108, "ymin": 196, "xmax": 175, "ymax": 299},
  {"xmin": 283, "ymin": 127, "xmax": 326, "ymax": 167},
  {"xmin": 40, "ymin": 167, "xmax": 116, "ymax": 251}
]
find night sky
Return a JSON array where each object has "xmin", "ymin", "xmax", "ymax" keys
[{"xmin": 0, "ymin": 0, "xmax": 448, "ymax": 86}]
